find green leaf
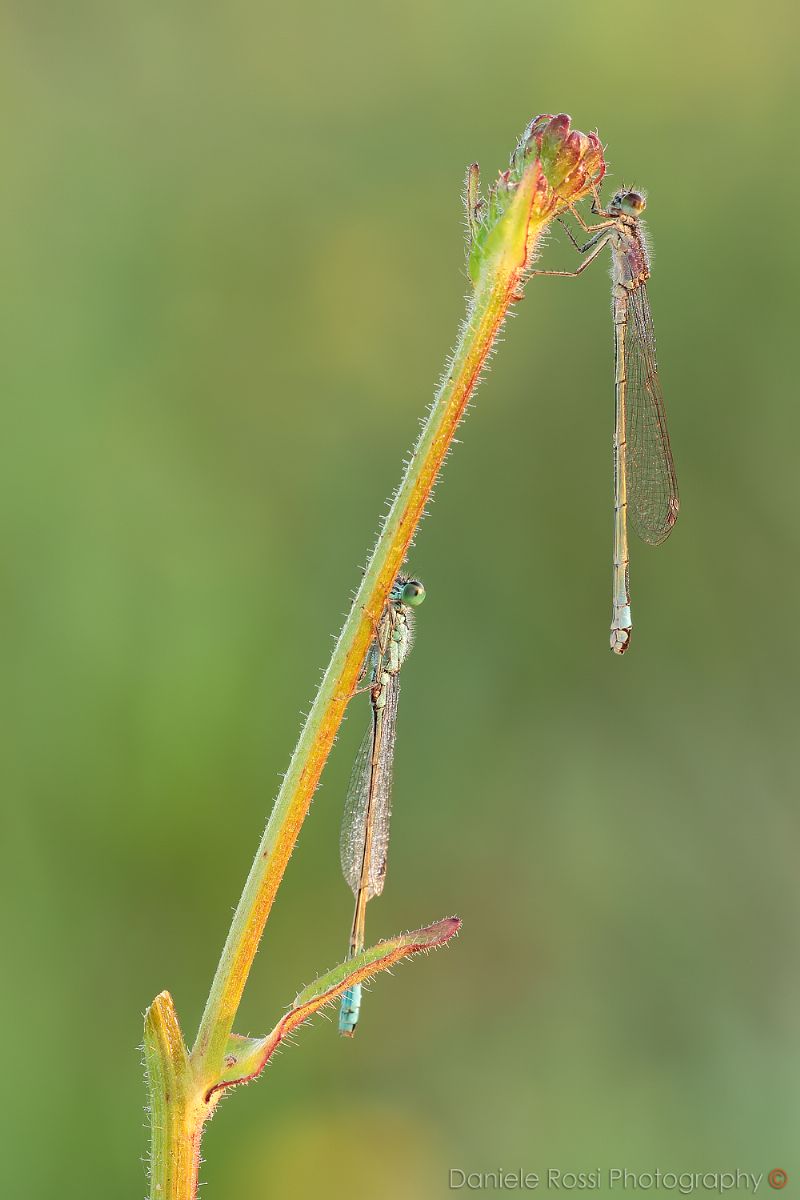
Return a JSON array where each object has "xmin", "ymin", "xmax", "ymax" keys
[
  {"xmin": 469, "ymin": 161, "xmax": 552, "ymax": 285},
  {"xmin": 206, "ymin": 917, "xmax": 461, "ymax": 1099}
]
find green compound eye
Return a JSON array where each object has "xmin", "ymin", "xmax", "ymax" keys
[{"xmin": 400, "ymin": 579, "xmax": 426, "ymax": 606}]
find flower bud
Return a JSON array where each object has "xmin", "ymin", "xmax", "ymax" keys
[{"xmin": 467, "ymin": 113, "xmax": 606, "ymax": 284}]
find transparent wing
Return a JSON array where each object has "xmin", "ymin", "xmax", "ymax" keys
[
  {"xmin": 340, "ymin": 722, "xmax": 373, "ymax": 896},
  {"xmin": 366, "ymin": 677, "xmax": 398, "ymax": 898},
  {"xmin": 624, "ymin": 283, "xmax": 680, "ymax": 545},
  {"xmin": 339, "ymin": 676, "xmax": 399, "ymax": 900}
]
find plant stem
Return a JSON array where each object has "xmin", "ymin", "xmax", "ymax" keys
[
  {"xmin": 191, "ymin": 263, "xmax": 520, "ymax": 1083},
  {"xmin": 144, "ymin": 993, "xmax": 205, "ymax": 1200},
  {"xmin": 144, "ymin": 113, "xmax": 607, "ymax": 1197}
]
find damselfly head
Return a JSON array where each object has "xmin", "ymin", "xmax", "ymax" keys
[
  {"xmin": 397, "ymin": 578, "xmax": 426, "ymax": 607},
  {"xmin": 609, "ymin": 189, "xmax": 646, "ymax": 217}
]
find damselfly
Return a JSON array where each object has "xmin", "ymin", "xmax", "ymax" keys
[
  {"xmin": 534, "ymin": 187, "xmax": 679, "ymax": 653},
  {"xmin": 338, "ymin": 575, "xmax": 425, "ymax": 1036}
]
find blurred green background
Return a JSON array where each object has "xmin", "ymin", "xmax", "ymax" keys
[{"xmin": 3, "ymin": 1, "xmax": 798, "ymax": 1196}]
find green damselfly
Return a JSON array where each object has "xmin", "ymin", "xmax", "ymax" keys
[
  {"xmin": 338, "ymin": 575, "xmax": 425, "ymax": 1036},
  {"xmin": 534, "ymin": 186, "xmax": 679, "ymax": 653}
]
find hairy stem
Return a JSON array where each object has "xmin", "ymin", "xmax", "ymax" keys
[
  {"xmin": 191, "ymin": 264, "xmax": 520, "ymax": 1083},
  {"xmin": 144, "ymin": 993, "xmax": 205, "ymax": 1200},
  {"xmin": 143, "ymin": 113, "xmax": 607, "ymax": 1199}
]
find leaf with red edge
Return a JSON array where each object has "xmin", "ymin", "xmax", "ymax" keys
[{"xmin": 206, "ymin": 917, "xmax": 461, "ymax": 1099}]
